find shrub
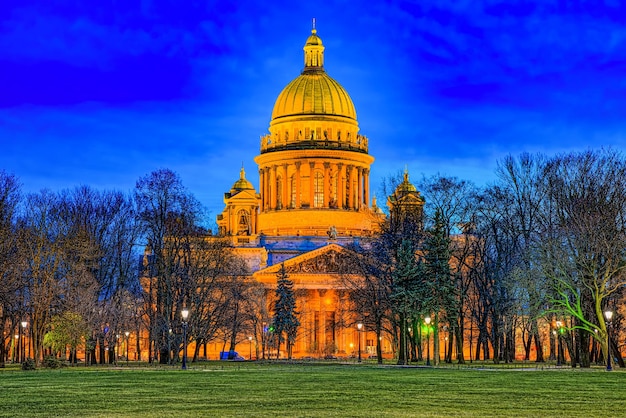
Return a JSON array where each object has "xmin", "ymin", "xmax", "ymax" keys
[
  {"xmin": 43, "ymin": 356, "xmax": 63, "ymax": 369},
  {"xmin": 21, "ymin": 358, "xmax": 36, "ymax": 371}
]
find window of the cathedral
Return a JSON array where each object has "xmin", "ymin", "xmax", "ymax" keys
[
  {"xmin": 276, "ymin": 175, "xmax": 283, "ymax": 209},
  {"xmin": 290, "ymin": 174, "xmax": 296, "ymax": 208}
]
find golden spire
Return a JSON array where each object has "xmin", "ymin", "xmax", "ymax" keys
[{"xmin": 303, "ymin": 19, "xmax": 324, "ymax": 72}]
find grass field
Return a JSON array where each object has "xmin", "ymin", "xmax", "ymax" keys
[{"xmin": 0, "ymin": 361, "xmax": 624, "ymax": 417}]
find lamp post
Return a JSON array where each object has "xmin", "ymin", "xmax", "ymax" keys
[
  {"xmin": 425, "ymin": 316, "xmax": 431, "ymax": 366},
  {"xmin": 357, "ymin": 323, "xmax": 363, "ymax": 363},
  {"xmin": 555, "ymin": 320, "xmax": 563, "ymax": 366},
  {"xmin": 13, "ymin": 334, "xmax": 18, "ymax": 363},
  {"xmin": 248, "ymin": 336, "xmax": 253, "ymax": 360},
  {"xmin": 125, "ymin": 331, "xmax": 130, "ymax": 366},
  {"xmin": 181, "ymin": 308, "xmax": 189, "ymax": 370},
  {"xmin": 21, "ymin": 321, "xmax": 28, "ymax": 361},
  {"xmin": 116, "ymin": 334, "xmax": 120, "ymax": 365},
  {"xmin": 604, "ymin": 310, "xmax": 613, "ymax": 372},
  {"xmin": 552, "ymin": 330, "xmax": 560, "ymax": 366}
]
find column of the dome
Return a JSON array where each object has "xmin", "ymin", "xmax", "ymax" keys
[
  {"xmin": 364, "ymin": 168, "xmax": 370, "ymax": 208},
  {"xmin": 309, "ymin": 162, "xmax": 315, "ymax": 208},
  {"xmin": 323, "ymin": 162, "xmax": 330, "ymax": 208},
  {"xmin": 337, "ymin": 163, "xmax": 345, "ymax": 210},
  {"xmin": 259, "ymin": 168, "xmax": 265, "ymax": 213},
  {"xmin": 270, "ymin": 165, "xmax": 277, "ymax": 210},
  {"xmin": 356, "ymin": 167, "xmax": 363, "ymax": 209},
  {"xmin": 295, "ymin": 162, "xmax": 302, "ymax": 208},
  {"xmin": 282, "ymin": 163, "xmax": 289, "ymax": 210}
]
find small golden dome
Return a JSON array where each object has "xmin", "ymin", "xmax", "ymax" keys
[
  {"xmin": 305, "ymin": 28, "xmax": 323, "ymax": 47},
  {"xmin": 395, "ymin": 170, "xmax": 418, "ymax": 194},
  {"xmin": 231, "ymin": 166, "xmax": 254, "ymax": 192}
]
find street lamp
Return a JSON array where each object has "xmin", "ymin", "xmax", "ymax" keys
[
  {"xmin": 116, "ymin": 334, "xmax": 120, "ymax": 364},
  {"xmin": 125, "ymin": 331, "xmax": 130, "ymax": 366},
  {"xmin": 357, "ymin": 323, "xmax": 363, "ymax": 363},
  {"xmin": 604, "ymin": 310, "xmax": 613, "ymax": 372},
  {"xmin": 181, "ymin": 308, "xmax": 189, "ymax": 370},
  {"xmin": 552, "ymin": 330, "xmax": 560, "ymax": 366},
  {"xmin": 555, "ymin": 320, "xmax": 564, "ymax": 366},
  {"xmin": 21, "ymin": 321, "xmax": 28, "ymax": 362},
  {"xmin": 425, "ymin": 316, "xmax": 431, "ymax": 366},
  {"xmin": 248, "ymin": 336, "xmax": 253, "ymax": 360},
  {"xmin": 13, "ymin": 334, "xmax": 18, "ymax": 363}
]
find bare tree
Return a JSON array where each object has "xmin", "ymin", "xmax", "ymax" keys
[
  {"xmin": 540, "ymin": 150, "xmax": 626, "ymax": 367},
  {"xmin": 135, "ymin": 169, "xmax": 204, "ymax": 364},
  {"xmin": 0, "ymin": 171, "xmax": 23, "ymax": 367}
]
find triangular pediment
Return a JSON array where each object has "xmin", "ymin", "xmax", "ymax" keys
[
  {"xmin": 396, "ymin": 194, "xmax": 424, "ymax": 204},
  {"xmin": 255, "ymin": 243, "xmax": 354, "ymax": 276},
  {"xmin": 228, "ymin": 189, "xmax": 259, "ymax": 200}
]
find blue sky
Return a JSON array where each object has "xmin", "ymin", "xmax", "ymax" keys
[{"xmin": 2, "ymin": 0, "xmax": 626, "ymax": 219}]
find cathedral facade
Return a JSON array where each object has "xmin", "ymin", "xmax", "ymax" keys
[{"xmin": 216, "ymin": 25, "xmax": 415, "ymax": 358}]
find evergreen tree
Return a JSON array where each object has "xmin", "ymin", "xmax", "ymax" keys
[
  {"xmin": 423, "ymin": 208, "xmax": 455, "ymax": 365},
  {"xmin": 390, "ymin": 239, "xmax": 425, "ymax": 365},
  {"xmin": 272, "ymin": 263, "xmax": 299, "ymax": 359}
]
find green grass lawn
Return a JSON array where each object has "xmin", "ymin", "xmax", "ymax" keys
[{"xmin": 0, "ymin": 362, "xmax": 624, "ymax": 417}]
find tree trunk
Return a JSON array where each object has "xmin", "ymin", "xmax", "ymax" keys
[
  {"xmin": 533, "ymin": 329, "xmax": 544, "ymax": 363},
  {"xmin": 433, "ymin": 314, "xmax": 440, "ymax": 366},
  {"xmin": 376, "ymin": 319, "xmax": 383, "ymax": 365},
  {"xmin": 397, "ymin": 314, "xmax": 407, "ymax": 365}
]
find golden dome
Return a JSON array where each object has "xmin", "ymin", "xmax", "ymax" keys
[
  {"xmin": 271, "ymin": 72, "xmax": 356, "ymax": 121},
  {"xmin": 262, "ymin": 24, "xmax": 366, "ymax": 154},
  {"xmin": 230, "ymin": 166, "xmax": 254, "ymax": 192},
  {"xmin": 396, "ymin": 170, "xmax": 417, "ymax": 194}
]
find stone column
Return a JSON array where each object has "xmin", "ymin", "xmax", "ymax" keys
[
  {"xmin": 364, "ymin": 168, "xmax": 370, "ymax": 209},
  {"xmin": 357, "ymin": 167, "xmax": 363, "ymax": 210},
  {"xmin": 264, "ymin": 167, "xmax": 270, "ymax": 211},
  {"xmin": 337, "ymin": 163, "xmax": 344, "ymax": 209},
  {"xmin": 259, "ymin": 168, "xmax": 265, "ymax": 212},
  {"xmin": 270, "ymin": 165, "xmax": 277, "ymax": 210},
  {"xmin": 295, "ymin": 162, "xmax": 302, "ymax": 209},
  {"xmin": 282, "ymin": 163, "xmax": 289, "ymax": 210}
]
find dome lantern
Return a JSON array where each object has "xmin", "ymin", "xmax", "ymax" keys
[{"xmin": 304, "ymin": 18, "xmax": 324, "ymax": 71}]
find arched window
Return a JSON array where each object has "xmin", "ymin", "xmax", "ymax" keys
[
  {"xmin": 237, "ymin": 210, "xmax": 250, "ymax": 235},
  {"xmin": 314, "ymin": 171, "xmax": 324, "ymax": 208},
  {"xmin": 290, "ymin": 174, "xmax": 297, "ymax": 208},
  {"xmin": 276, "ymin": 175, "xmax": 283, "ymax": 209}
]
